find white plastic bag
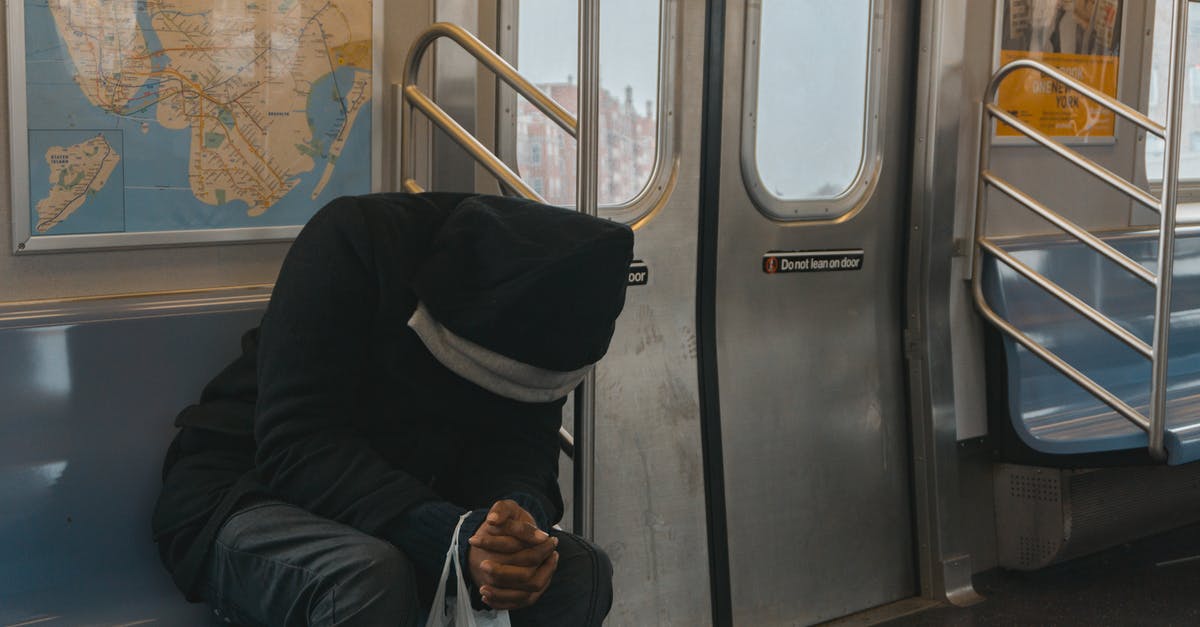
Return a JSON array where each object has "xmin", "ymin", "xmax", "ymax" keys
[{"xmin": 425, "ymin": 513, "xmax": 512, "ymax": 627}]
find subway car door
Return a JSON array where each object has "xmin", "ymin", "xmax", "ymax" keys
[
  {"xmin": 704, "ymin": 0, "xmax": 918, "ymax": 624},
  {"xmin": 488, "ymin": 0, "xmax": 714, "ymax": 624}
]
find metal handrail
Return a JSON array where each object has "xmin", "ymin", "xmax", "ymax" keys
[
  {"xmin": 985, "ymin": 104, "xmax": 1160, "ymax": 211},
  {"xmin": 399, "ymin": 22, "xmax": 578, "ymax": 200},
  {"xmin": 990, "ymin": 59, "xmax": 1165, "ymax": 135},
  {"xmin": 972, "ymin": 0, "xmax": 1189, "ymax": 460},
  {"xmin": 982, "ymin": 171, "xmax": 1156, "ymax": 286},
  {"xmin": 574, "ymin": 0, "xmax": 600, "ymax": 541},
  {"xmin": 978, "ymin": 238, "xmax": 1152, "ymax": 359}
]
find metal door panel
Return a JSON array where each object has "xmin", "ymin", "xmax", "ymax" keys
[
  {"xmin": 596, "ymin": 225, "xmax": 709, "ymax": 626},
  {"xmin": 592, "ymin": 1, "xmax": 712, "ymax": 624},
  {"xmin": 713, "ymin": 1, "xmax": 917, "ymax": 624},
  {"xmin": 409, "ymin": 0, "xmax": 709, "ymax": 620}
]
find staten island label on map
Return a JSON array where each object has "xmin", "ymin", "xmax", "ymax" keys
[
  {"xmin": 35, "ymin": 134, "xmax": 121, "ymax": 233},
  {"xmin": 12, "ymin": 0, "xmax": 376, "ymax": 250}
]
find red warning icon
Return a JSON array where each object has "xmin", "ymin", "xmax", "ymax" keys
[{"xmin": 763, "ymin": 256, "xmax": 779, "ymax": 274}]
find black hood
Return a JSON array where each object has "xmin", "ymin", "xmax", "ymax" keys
[{"xmin": 412, "ymin": 194, "xmax": 634, "ymax": 372}]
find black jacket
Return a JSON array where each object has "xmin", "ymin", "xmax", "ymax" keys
[{"xmin": 152, "ymin": 193, "xmax": 631, "ymax": 600}]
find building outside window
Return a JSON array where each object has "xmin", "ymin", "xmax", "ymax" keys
[{"xmin": 515, "ymin": 0, "xmax": 661, "ymax": 209}]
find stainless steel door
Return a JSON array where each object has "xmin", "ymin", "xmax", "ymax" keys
[
  {"xmin": 415, "ymin": 1, "xmax": 713, "ymax": 621},
  {"xmin": 588, "ymin": 1, "xmax": 713, "ymax": 625},
  {"xmin": 709, "ymin": 1, "xmax": 918, "ymax": 624}
]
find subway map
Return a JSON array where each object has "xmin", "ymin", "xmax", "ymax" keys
[{"xmin": 21, "ymin": 0, "xmax": 372, "ymax": 239}]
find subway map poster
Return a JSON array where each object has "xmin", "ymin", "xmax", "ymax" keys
[{"xmin": 10, "ymin": 0, "xmax": 376, "ymax": 251}]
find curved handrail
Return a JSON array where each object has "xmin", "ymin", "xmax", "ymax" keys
[
  {"xmin": 985, "ymin": 58, "xmax": 1165, "ymax": 137},
  {"xmin": 971, "ymin": 1, "xmax": 1190, "ymax": 461},
  {"xmin": 399, "ymin": 22, "xmax": 578, "ymax": 200},
  {"xmin": 405, "ymin": 23, "xmax": 577, "ymax": 136}
]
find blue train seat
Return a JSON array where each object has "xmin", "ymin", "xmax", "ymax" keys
[
  {"xmin": 981, "ymin": 229, "xmax": 1200, "ymax": 466},
  {"xmin": 0, "ymin": 300, "xmax": 265, "ymax": 625}
]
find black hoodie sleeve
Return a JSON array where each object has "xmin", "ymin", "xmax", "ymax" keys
[
  {"xmin": 459, "ymin": 401, "xmax": 565, "ymax": 529},
  {"xmin": 254, "ymin": 198, "xmax": 448, "ymax": 562}
]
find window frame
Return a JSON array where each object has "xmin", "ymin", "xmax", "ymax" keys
[
  {"xmin": 1140, "ymin": 0, "xmax": 1200, "ymax": 211},
  {"xmin": 1150, "ymin": 67, "xmax": 1161, "ymax": 108},
  {"xmin": 495, "ymin": 0, "xmax": 680, "ymax": 227},
  {"xmin": 739, "ymin": 0, "xmax": 887, "ymax": 223}
]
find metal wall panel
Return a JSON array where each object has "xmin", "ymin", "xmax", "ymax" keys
[
  {"xmin": 905, "ymin": 0, "xmax": 995, "ymax": 594},
  {"xmin": 711, "ymin": 1, "xmax": 917, "ymax": 624},
  {"xmin": 432, "ymin": 0, "xmax": 481, "ymax": 194}
]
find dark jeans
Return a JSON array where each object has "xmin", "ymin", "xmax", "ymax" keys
[{"xmin": 201, "ymin": 500, "xmax": 613, "ymax": 627}]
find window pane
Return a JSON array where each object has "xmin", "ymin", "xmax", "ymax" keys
[
  {"xmin": 1147, "ymin": 1, "xmax": 1200, "ymax": 181},
  {"xmin": 753, "ymin": 0, "xmax": 871, "ymax": 202},
  {"xmin": 516, "ymin": 0, "xmax": 660, "ymax": 208}
]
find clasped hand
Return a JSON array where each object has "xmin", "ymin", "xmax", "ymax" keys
[{"xmin": 467, "ymin": 499, "xmax": 559, "ymax": 610}]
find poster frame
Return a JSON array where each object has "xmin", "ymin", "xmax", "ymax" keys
[
  {"xmin": 6, "ymin": 0, "xmax": 384, "ymax": 253},
  {"xmin": 990, "ymin": 0, "xmax": 1128, "ymax": 147}
]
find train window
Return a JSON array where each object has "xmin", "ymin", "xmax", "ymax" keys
[
  {"xmin": 506, "ymin": 0, "xmax": 673, "ymax": 219},
  {"xmin": 741, "ymin": 0, "xmax": 882, "ymax": 221},
  {"xmin": 1146, "ymin": 1, "xmax": 1200, "ymax": 185}
]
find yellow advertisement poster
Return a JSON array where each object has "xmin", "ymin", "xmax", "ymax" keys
[{"xmin": 996, "ymin": 0, "xmax": 1123, "ymax": 140}]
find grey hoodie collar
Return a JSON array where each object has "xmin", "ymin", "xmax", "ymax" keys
[{"xmin": 407, "ymin": 301, "xmax": 592, "ymax": 403}]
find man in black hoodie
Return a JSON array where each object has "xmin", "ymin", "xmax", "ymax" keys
[{"xmin": 152, "ymin": 193, "xmax": 633, "ymax": 626}]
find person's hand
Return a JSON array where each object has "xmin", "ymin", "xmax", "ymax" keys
[
  {"xmin": 472, "ymin": 499, "xmax": 545, "ymax": 551},
  {"xmin": 467, "ymin": 500, "xmax": 558, "ymax": 609}
]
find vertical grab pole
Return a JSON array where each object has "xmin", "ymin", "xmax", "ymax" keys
[
  {"xmin": 400, "ymin": 57, "xmax": 415, "ymax": 193},
  {"xmin": 574, "ymin": 0, "xmax": 601, "ymax": 539},
  {"xmin": 1151, "ymin": 0, "xmax": 1189, "ymax": 460}
]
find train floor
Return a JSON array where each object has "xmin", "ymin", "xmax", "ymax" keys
[{"xmin": 883, "ymin": 521, "xmax": 1200, "ymax": 626}]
